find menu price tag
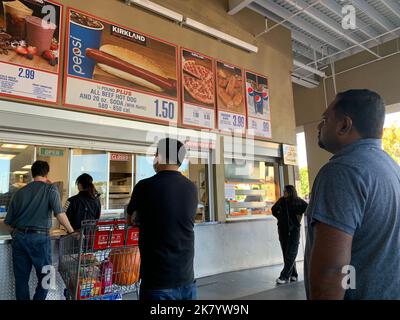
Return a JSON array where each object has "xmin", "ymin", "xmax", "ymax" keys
[
  {"xmin": 64, "ymin": 9, "xmax": 179, "ymax": 125},
  {"xmin": 65, "ymin": 77, "xmax": 178, "ymax": 122},
  {"xmin": 216, "ymin": 61, "xmax": 246, "ymax": 132},
  {"xmin": 0, "ymin": 0, "xmax": 62, "ymax": 104},
  {"xmin": 183, "ymin": 104, "xmax": 215, "ymax": 129},
  {"xmin": 181, "ymin": 48, "xmax": 216, "ymax": 130},
  {"xmin": 0, "ymin": 64, "xmax": 58, "ymax": 102},
  {"xmin": 218, "ymin": 111, "xmax": 246, "ymax": 133},
  {"xmin": 248, "ymin": 117, "xmax": 272, "ymax": 139}
]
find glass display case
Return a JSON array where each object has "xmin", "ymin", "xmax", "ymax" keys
[{"xmin": 224, "ymin": 159, "xmax": 278, "ymax": 220}]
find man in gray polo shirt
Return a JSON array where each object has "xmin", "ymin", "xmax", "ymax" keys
[
  {"xmin": 5, "ymin": 160, "xmax": 74, "ymax": 300},
  {"xmin": 304, "ymin": 89, "xmax": 400, "ymax": 300}
]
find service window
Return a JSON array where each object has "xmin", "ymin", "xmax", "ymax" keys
[
  {"xmin": 108, "ymin": 152, "xmax": 133, "ymax": 210},
  {"xmin": 36, "ymin": 146, "xmax": 69, "ymax": 205},
  {"xmin": 0, "ymin": 144, "xmax": 35, "ymax": 215},
  {"xmin": 224, "ymin": 159, "xmax": 279, "ymax": 219},
  {"xmin": 135, "ymin": 152, "xmax": 213, "ymax": 223},
  {"xmin": 69, "ymin": 149, "xmax": 108, "ymax": 209}
]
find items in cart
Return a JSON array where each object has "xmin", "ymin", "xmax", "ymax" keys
[{"xmin": 109, "ymin": 246, "xmax": 140, "ymax": 286}]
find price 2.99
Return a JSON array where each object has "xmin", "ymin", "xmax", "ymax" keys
[
  {"xmin": 155, "ymin": 100, "xmax": 175, "ymax": 120},
  {"xmin": 18, "ymin": 68, "xmax": 35, "ymax": 80}
]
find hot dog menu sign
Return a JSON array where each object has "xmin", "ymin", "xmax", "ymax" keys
[
  {"xmin": 63, "ymin": 8, "xmax": 179, "ymax": 124},
  {"xmin": 0, "ymin": 0, "xmax": 62, "ymax": 103}
]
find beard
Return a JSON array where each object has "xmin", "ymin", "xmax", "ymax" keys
[{"xmin": 318, "ymin": 132, "xmax": 327, "ymax": 150}]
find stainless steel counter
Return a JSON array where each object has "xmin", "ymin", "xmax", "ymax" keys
[{"xmin": 0, "ymin": 220, "xmax": 68, "ymax": 300}]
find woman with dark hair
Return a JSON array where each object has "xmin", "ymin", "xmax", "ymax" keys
[
  {"xmin": 271, "ymin": 185, "xmax": 308, "ymax": 284},
  {"xmin": 63, "ymin": 173, "xmax": 101, "ymax": 231}
]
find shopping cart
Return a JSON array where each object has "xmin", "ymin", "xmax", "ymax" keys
[{"xmin": 59, "ymin": 219, "xmax": 140, "ymax": 300}]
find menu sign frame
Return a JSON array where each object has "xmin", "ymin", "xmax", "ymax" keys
[
  {"xmin": 63, "ymin": 7, "xmax": 180, "ymax": 126},
  {"xmin": 0, "ymin": 0, "xmax": 63, "ymax": 104},
  {"xmin": 215, "ymin": 60, "xmax": 246, "ymax": 134},
  {"xmin": 244, "ymin": 69, "xmax": 272, "ymax": 139},
  {"xmin": 181, "ymin": 47, "xmax": 216, "ymax": 130}
]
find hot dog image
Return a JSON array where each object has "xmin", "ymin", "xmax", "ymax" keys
[{"xmin": 86, "ymin": 45, "xmax": 176, "ymax": 92}]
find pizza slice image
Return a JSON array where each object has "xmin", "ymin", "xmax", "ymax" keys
[{"xmin": 183, "ymin": 75, "xmax": 215, "ymax": 105}]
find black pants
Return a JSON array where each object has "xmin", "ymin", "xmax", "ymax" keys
[{"xmin": 278, "ymin": 227, "xmax": 301, "ymax": 279}]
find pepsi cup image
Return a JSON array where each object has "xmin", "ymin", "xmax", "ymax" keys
[
  {"xmin": 254, "ymin": 90, "xmax": 263, "ymax": 115},
  {"xmin": 68, "ymin": 11, "xmax": 104, "ymax": 79},
  {"xmin": 246, "ymin": 81, "xmax": 255, "ymax": 112}
]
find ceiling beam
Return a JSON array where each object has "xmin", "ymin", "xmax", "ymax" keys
[
  {"xmin": 292, "ymin": 42, "xmax": 320, "ymax": 61},
  {"xmin": 284, "ymin": 0, "xmax": 381, "ymax": 58},
  {"xmin": 318, "ymin": 0, "xmax": 381, "ymax": 42},
  {"xmin": 352, "ymin": 0, "xmax": 396, "ymax": 32},
  {"xmin": 228, "ymin": 0, "xmax": 254, "ymax": 15},
  {"xmin": 293, "ymin": 59, "xmax": 326, "ymax": 77},
  {"xmin": 247, "ymin": 2, "xmax": 329, "ymax": 56},
  {"xmin": 291, "ymin": 29, "xmax": 328, "ymax": 56},
  {"xmin": 253, "ymin": 0, "xmax": 348, "ymax": 51},
  {"xmin": 381, "ymin": 0, "xmax": 400, "ymax": 19}
]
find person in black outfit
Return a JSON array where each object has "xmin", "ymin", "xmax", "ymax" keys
[
  {"xmin": 63, "ymin": 173, "xmax": 101, "ymax": 231},
  {"xmin": 127, "ymin": 138, "xmax": 198, "ymax": 300},
  {"xmin": 271, "ymin": 185, "xmax": 308, "ymax": 284}
]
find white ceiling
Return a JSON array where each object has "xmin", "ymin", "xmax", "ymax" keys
[{"xmin": 228, "ymin": 0, "xmax": 400, "ymax": 87}]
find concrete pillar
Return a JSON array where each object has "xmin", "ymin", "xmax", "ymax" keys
[{"xmin": 213, "ymin": 135, "xmax": 226, "ymax": 222}]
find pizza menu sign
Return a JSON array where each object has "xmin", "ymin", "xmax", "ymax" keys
[
  {"xmin": 63, "ymin": 8, "xmax": 179, "ymax": 125},
  {"xmin": 181, "ymin": 48, "xmax": 215, "ymax": 130}
]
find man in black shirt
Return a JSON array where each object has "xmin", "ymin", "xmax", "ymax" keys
[{"xmin": 127, "ymin": 138, "xmax": 198, "ymax": 300}]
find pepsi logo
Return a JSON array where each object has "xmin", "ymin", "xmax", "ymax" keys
[{"xmin": 255, "ymin": 95, "xmax": 261, "ymax": 103}]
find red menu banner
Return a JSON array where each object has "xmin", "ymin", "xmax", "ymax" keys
[
  {"xmin": 0, "ymin": 0, "xmax": 62, "ymax": 103},
  {"xmin": 245, "ymin": 70, "xmax": 272, "ymax": 139},
  {"xmin": 215, "ymin": 60, "xmax": 246, "ymax": 133},
  {"xmin": 181, "ymin": 48, "xmax": 216, "ymax": 130},
  {"xmin": 63, "ymin": 8, "xmax": 179, "ymax": 125}
]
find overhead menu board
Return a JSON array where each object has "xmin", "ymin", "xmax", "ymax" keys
[
  {"xmin": 245, "ymin": 70, "xmax": 272, "ymax": 139},
  {"xmin": 63, "ymin": 8, "xmax": 179, "ymax": 125},
  {"xmin": 215, "ymin": 60, "xmax": 246, "ymax": 133},
  {"xmin": 0, "ymin": 0, "xmax": 62, "ymax": 103},
  {"xmin": 181, "ymin": 48, "xmax": 215, "ymax": 130}
]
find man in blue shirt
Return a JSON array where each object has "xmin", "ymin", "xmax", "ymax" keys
[
  {"xmin": 304, "ymin": 89, "xmax": 400, "ymax": 299},
  {"xmin": 5, "ymin": 161, "xmax": 74, "ymax": 300}
]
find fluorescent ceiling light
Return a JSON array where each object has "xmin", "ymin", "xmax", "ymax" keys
[
  {"xmin": 13, "ymin": 171, "xmax": 29, "ymax": 175},
  {"xmin": 184, "ymin": 18, "xmax": 258, "ymax": 53},
  {"xmin": 127, "ymin": 0, "xmax": 183, "ymax": 22},
  {"xmin": 291, "ymin": 74, "xmax": 319, "ymax": 88},
  {"xmin": 1, "ymin": 144, "xmax": 28, "ymax": 150},
  {"xmin": 293, "ymin": 60, "xmax": 326, "ymax": 78},
  {"xmin": 22, "ymin": 165, "xmax": 32, "ymax": 169},
  {"xmin": 0, "ymin": 154, "xmax": 16, "ymax": 160}
]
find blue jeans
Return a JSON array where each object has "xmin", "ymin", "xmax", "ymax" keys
[
  {"xmin": 11, "ymin": 231, "xmax": 52, "ymax": 300},
  {"xmin": 139, "ymin": 281, "xmax": 197, "ymax": 300}
]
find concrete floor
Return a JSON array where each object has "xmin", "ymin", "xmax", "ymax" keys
[{"xmin": 125, "ymin": 262, "xmax": 306, "ymax": 300}]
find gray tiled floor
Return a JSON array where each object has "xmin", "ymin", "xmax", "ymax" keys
[
  {"xmin": 196, "ymin": 262, "xmax": 306, "ymax": 300},
  {"xmin": 125, "ymin": 262, "xmax": 306, "ymax": 300}
]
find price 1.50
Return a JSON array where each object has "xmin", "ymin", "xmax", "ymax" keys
[
  {"xmin": 18, "ymin": 68, "xmax": 35, "ymax": 80},
  {"xmin": 155, "ymin": 100, "xmax": 175, "ymax": 120}
]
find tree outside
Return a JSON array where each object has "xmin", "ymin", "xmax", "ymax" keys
[
  {"xmin": 383, "ymin": 125, "xmax": 400, "ymax": 164},
  {"xmin": 298, "ymin": 167, "xmax": 310, "ymax": 200}
]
